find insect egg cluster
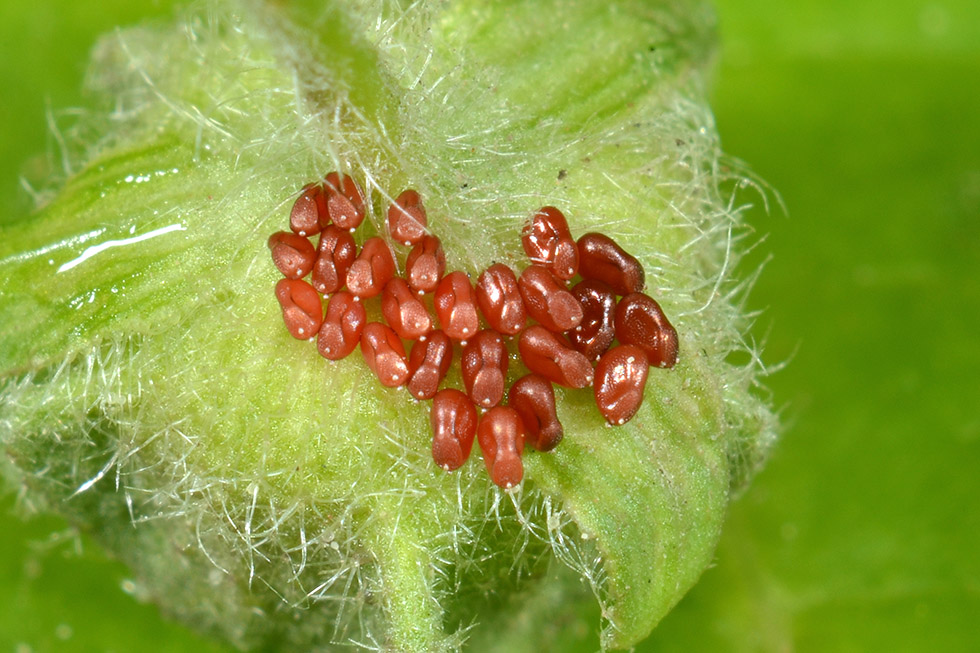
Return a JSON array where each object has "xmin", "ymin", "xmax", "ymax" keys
[{"xmin": 269, "ymin": 174, "xmax": 679, "ymax": 488}]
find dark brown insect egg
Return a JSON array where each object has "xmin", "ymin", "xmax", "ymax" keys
[
  {"xmin": 614, "ymin": 292, "xmax": 679, "ymax": 368},
  {"xmin": 289, "ymin": 182, "xmax": 326, "ymax": 237},
  {"xmin": 477, "ymin": 406, "xmax": 526, "ymax": 489},
  {"xmin": 274, "ymin": 279, "xmax": 323, "ymax": 340},
  {"xmin": 360, "ymin": 322, "xmax": 410, "ymax": 388},
  {"xmin": 568, "ymin": 279, "xmax": 617, "ymax": 361},
  {"xmin": 387, "ymin": 189, "xmax": 429, "ymax": 246},
  {"xmin": 518, "ymin": 265, "xmax": 583, "ymax": 333},
  {"xmin": 508, "ymin": 374, "xmax": 563, "ymax": 452},
  {"xmin": 522, "ymin": 206, "xmax": 579, "ymax": 280},
  {"xmin": 434, "ymin": 271, "xmax": 480, "ymax": 341},
  {"xmin": 594, "ymin": 345, "xmax": 650, "ymax": 425},
  {"xmin": 517, "ymin": 325, "xmax": 594, "ymax": 389},
  {"xmin": 317, "ymin": 291, "xmax": 366, "ymax": 360},
  {"xmin": 431, "ymin": 389, "xmax": 478, "ymax": 471},
  {"xmin": 405, "ymin": 235, "xmax": 447, "ymax": 295},
  {"xmin": 268, "ymin": 231, "xmax": 317, "ymax": 280},
  {"xmin": 324, "ymin": 172, "xmax": 366, "ymax": 231},
  {"xmin": 407, "ymin": 330, "xmax": 453, "ymax": 400},
  {"xmin": 381, "ymin": 278, "xmax": 432, "ymax": 340},
  {"xmin": 461, "ymin": 330, "xmax": 509, "ymax": 409},
  {"xmin": 577, "ymin": 232, "xmax": 645, "ymax": 296},
  {"xmin": 475, "ymin": 263, "xmax": 526, "ymax": 336},
  {"xmin": 346, "ymin": 237, "xmax": 396, "ymax": 299},
  {"xmin": 311, "ymin": 225, "xmax": 357, "ymax": 294}
]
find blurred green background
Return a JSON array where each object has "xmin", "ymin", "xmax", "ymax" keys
[{"xmin": 1, "ymin": 0, "xmax": 977, "ymax": 651}]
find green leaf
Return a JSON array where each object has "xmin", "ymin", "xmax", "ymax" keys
[
  {"xmin": 0, "ymin": 1, "xmax": 776, "ymax": 650},
  {"xmin": 642, "ymin": 0, "xmax": 980, "ymax": 650}
]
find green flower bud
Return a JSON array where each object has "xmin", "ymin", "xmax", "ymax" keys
[{"xmin": 0, "ymin": 1, "xmax": 778, "ymax": 650}]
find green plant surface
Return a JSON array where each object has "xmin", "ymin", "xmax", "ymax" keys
[
  {"xmin": 1, "ymin": 1, "xmax": 978, "ymax": 653},
  {"xmin": 643, "ymin": 0, "xmax": 980, "ymax": 650},
  {"xmin": 2, "ymin": 6, "xmax": 230, "ymax": 651},
  {"xmin": 1, "ymin": 1, "xmax": 768, "ymax": 650}
]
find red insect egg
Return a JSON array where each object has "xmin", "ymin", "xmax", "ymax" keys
[
  {"xmin": 430, "ymin": 389, "xmax": 478, "ymax": 471},
  {"xmin": 517, "ymin": 325, "xmax": 594, "ymax": 389},
  {"xmin": 518, "ymin": 265, "xmax": 584, "ymax": 333},
  {"xmin": 268, "ymin": 231, "xmax": 317, "ymax": 280},
  {"xmin": 508, "ymin": 374, "xmax": 563, "ymax": 452},
  {"xmin": 324, "ymin": 172, "xmax": 366, "ymax": 231},
  {"xmin": 594, "ymin": 345, "xmax": 650, "ymax": 425},
  {"xmin": 614, "ymin": 292, "xmax": 680, "ymax": 368},
  {"xmin": 477, "ymin": 406, "xmax": 526, "ymax": 489},
  {"xmin": 405, "ymin": 235, "xmax": 447, "ymax": 295},
  {"xmin": 381, "ymin": 277, "xmax": 433, "ymax": 340},
  {"xmin": 311, "ymin": 225, "xmax": 357, "ymax": 294},
  {"xmin": 387, "ymin": 189, "xmax": 429, "ymax": 246},
  {"xmin": 346, "ymin": 237, "xmax": 396, "ymax": 299},
  {"xmin": 522, "ymin": 206, "xmax": 579, "ymax": 280},
  {"xmin": 407, "ymin": 330, "xmax": 453, "ymax": 400},
  {"xmin": 317, "ymin": 291, "xmax": 367, "ymax": 360},
  {"xmin": 289, "ymin": 182, "xmax": 327, "ymax": 237},
  {"xmin": 461, "ymin": 330, "xmax": 509, "ymax": 409},
  {"xmin": 434, "ymin": 271, "xmax": 480, "ymax": 341},
  {"xmin": 577, "ymin": 232, "xmax": 645, "ymax": 296},
  {"xmin": 274, "ymin": 279, "xmax": 323, "ymax": 340},
  {"xmin": 359, "ymin": 322, "xmax": 410, "ymax": 388},
  {"xmin": 568, "ymin": 279, "xmax": 617, "ymax": 361},
  {"xmin": 475, "ymin": 263, "xmax": 526, "ymax": 336}
]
